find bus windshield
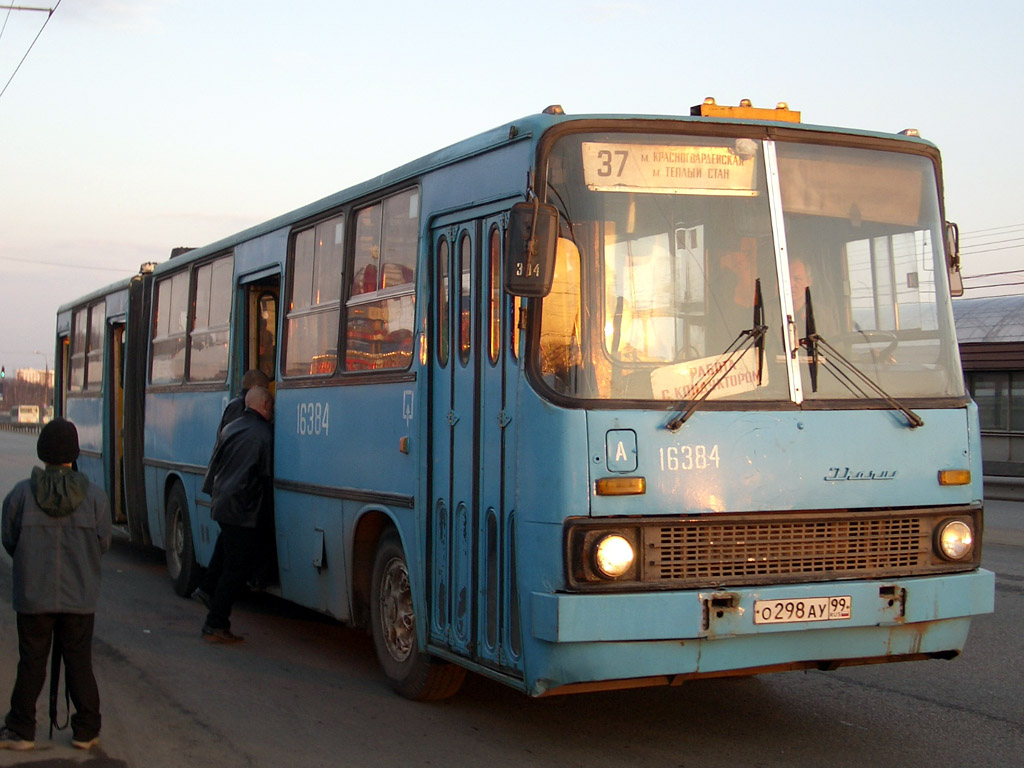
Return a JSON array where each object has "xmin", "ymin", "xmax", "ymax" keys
[{"xmin": 537, "ymin": 132, "xmax": 964, "ymax": 404}]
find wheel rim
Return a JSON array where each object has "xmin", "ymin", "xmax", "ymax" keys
[
  {"xmin": 378, "ymin": 556, "xmax": 415, "ymax": 663},
  {"xmin": 168, "ymin": 508, "xmax": 184, "ymax": 579}
]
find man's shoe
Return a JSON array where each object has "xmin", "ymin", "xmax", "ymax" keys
[
  {"xmin": 202, "ymin": 624, "xmax": 244, "ymax": 644},
  {"xmin": 191, "ymin": 587, "xmax": 211, "ymax": 608},
  {"xmin": 0, "ymin": 726, "xmax": 34, "ymax": 751},
  {"xmin": 72, "ymin": 735, "xmax": 100, "ymax": 750}
]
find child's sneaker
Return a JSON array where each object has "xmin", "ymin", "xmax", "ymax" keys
[{"xmin": 0, "ymin": 726, "xmax": 34, "ymax": 751}]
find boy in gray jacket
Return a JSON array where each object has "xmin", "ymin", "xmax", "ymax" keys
[{"xmin": 0, "ymin": 418, "xmax": 111, "ymax": 751}]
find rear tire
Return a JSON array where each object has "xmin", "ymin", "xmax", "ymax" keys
[
  {"xmin": 370, "ymin": 530, "xmax": 465, "ymax": 700},
  {"xmin": 165, "ymin": 482, "xmax": 201, "ymax": 597}
]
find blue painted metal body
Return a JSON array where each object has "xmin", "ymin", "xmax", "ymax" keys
[
  {"xmin": 143, "ymin": 387, "xmax": 229, "ymax": 559},
  {"xmin": 509, "ymin": 381, "xmax": 991, "ymax": 693},
  {"xmin": 53, "ymin": 108, "xmax": 993, "ymax": 697},
  {"xmin": 58, "ymin": 281, "xmax": 131, "ymax": 503},
  {"xmin": 586, "ymin": 407, "xmax": 980, "ymax": 515},
  {"xmin": 273, "ymin": 379, "xmax": 419, "ymax": 620},
  {"xmin": 65, "ymin": 394, "xmax": 103, "ymax": 481},
  {"xmin": 525, "ymin": 570, "xmax": 992, "ymax": 696}
]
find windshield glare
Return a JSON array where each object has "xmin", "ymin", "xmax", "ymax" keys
[{"xmin": 537, "ymin": 132, "xmax": 964, "ymax": 404}]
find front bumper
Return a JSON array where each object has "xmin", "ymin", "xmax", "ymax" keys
[{"xmin": 525, "ymin": 569, "xmax": 994, "ymax": 695}]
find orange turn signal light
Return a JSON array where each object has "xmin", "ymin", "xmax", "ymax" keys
[
  {"xmin": 938, "ymin": 469, "xmax": 971, "ymax": 486},
  {"xmin": 595, "ymin": 477, "xmax": 647, "ymax": 496}
]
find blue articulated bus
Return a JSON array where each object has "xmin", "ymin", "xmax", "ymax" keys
[{"xmin": 55, "ymin": 99, "xmax": 994, "ymax": 699}]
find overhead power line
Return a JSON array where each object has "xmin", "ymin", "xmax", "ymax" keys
[
  {"xmin": 954, "ymin": 222, "xmax": 1024, "ymax": 260},
  {"xmin": 0, "ymin": 7, "xmax": 14, "ymax": 47},
  {"xmin": 961, "ymin": 286, "xmax": 1024, "ymax": 297},
  {"xmin": 960, "ymin": 223, "xmax": 1024, "ymax": 239},
  {"xmin": 960, "ymin": 243, "xmax": 1024, "ymax": 257},
  {"xmin": 0, "ymin": 0, "xmax": 61, "ymax": 104},
  {"xmin": 1, "ymin": 253, "xmax": 129, "ymax": 273},
  {"xmin": 963, "ymin": 281, "xmax": 1024, "ymax": 291},
  {"xmin": 959, "ymin": 289, "xmax": 1024, "ymax": 298},
  {"xmin": 960, "ymin": 235, "xmax": 1024, "ymax": 253},
  {"xmin": 962, "ymin": 269, "xmax": 1024, "ymax": 280}
]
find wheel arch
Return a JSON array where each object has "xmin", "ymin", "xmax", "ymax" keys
[
  {"xmin": 161, "ymin": 472, "xmax": 192, "ymax": 541},
  {"xmin": 350, "ymin": 508, "xmax": 400, "ymax": 630},
  {"xmin": 162, "ymin": 472, "xmax": 202, "ymax": 597},
  {"xmin": 163, "ymin": 471, "xmax": 188, "ymax": 506}
]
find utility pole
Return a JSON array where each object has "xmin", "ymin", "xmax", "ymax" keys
[
  {"xmin": 34, "ymin": 350, "xmax": 49, "ymax": 417},
  {"xmin": 0, "ymin": 1, "xmax": 62, "ymax": 104}
]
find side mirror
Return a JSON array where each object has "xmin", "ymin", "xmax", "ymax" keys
[
  {"xmin": 945, "ymin": 221, "xmax": 963, "ymax": 297},
  {"xmin": 505, "ymin": 201, "xmax": 558, "ymax": 297}
]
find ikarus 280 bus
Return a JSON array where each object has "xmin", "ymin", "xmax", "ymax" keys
[{"xmin": 55, "ymin": 98, "xmax": 994, "ymax": 699}]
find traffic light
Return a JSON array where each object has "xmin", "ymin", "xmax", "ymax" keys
[{"xmin": 1, "ymin": 365, "xmax": 4, "ymax": 400}]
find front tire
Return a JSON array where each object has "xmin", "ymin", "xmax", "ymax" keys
[
  {"xmin": 370, "ymin": 530, "xmax": 465, "ymax": 700},
  {"xmin": 165, "ymin": 482, "xmax": 201, "ymax": 597}
]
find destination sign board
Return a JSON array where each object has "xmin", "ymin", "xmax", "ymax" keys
[{"xmin": 582, "ymin": 142, "xmax": 757, "ymax": 196}]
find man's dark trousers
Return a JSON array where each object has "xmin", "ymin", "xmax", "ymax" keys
[
  {"xmin": 205, "ymin": 523, "xmax": 259, "ymax": 630},
  {"xmin": 5, "ymin": 613, "xmax": 100, "ymax": 741}
]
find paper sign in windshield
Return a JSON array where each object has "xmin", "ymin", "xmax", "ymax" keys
[
  {"xmin": 582, "ymin": 142, "xmax": 757, "ymax": 195},
  {"xmin": 651, "ymin": 349, "xmax": 765, "ymax": 401}
]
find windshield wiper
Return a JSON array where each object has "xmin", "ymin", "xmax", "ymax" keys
[
  {"xmin": 666, "ymin": 280, "xmax": 767, "ymax": 431},
  {"xmin": 799, "ymin": 289, "xmax": 923, "ymax": 429},
  {"xmin": 752, "ymin": 278, "xmax": 766, "ymax": 382},
  {"xmin": 802, "ymin": 287, "xmax": 820, "ymax": 391}
]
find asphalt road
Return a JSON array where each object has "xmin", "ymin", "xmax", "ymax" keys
[{"xmin": 0, "ymin": 430, "xmax": 1020, "ymax": 768}]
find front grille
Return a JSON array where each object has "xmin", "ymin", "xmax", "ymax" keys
[
  {"xmin": 566, "ymin": 507, "xmax": 981, "ymax": 589},
  {"xmin": 651, "ymin": 515, "xmax": 927, "ymax": 583}
]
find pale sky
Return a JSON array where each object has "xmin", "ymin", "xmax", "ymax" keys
[{"xmin": 1, "ymin": 0, "xmax": 1021, "ymax": 372}]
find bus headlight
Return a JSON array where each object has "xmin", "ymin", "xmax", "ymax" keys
[
  {"xmin": 593, "ymin": 534, "xmax": 635, "ymax": 578},
  {"xmin": 936, "ymin": 519, "xmax": 974, "ymax": 561}
]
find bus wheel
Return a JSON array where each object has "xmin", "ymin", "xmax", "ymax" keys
[
  {"xmin": 165, "ymin": 483, "xmax": 201, "ymax": 597},
  {"xmin": 370, "ymin": 530, "xmax": 465, "ymax": 700}
]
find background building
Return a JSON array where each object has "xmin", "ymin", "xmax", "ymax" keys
[
  {"xmin": 953, "ymin": 295, "xmax": 1024, "ymax": 479},
  {"xmin": 0, "ymin": 367, "xmax": 52, "ymax": 423},
  {"xmin": 16, "ymin": 367, "xmax": 54, "ymax": 387}
]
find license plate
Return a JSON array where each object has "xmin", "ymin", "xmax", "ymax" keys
[{"xmin": 754, "ymin": 596, "xmax": 852, "ymax": 625}]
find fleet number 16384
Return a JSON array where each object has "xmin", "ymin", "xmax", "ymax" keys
[
  {"xmin": 297, "ymin": 402, "xmax": 329, "ymax": 436},
  {"xmin": 659, "ymin": 444, "xmax": 720, "ymax": 471}
]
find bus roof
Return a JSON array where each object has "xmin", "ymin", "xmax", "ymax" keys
[{"xmin": 56, "ymin": 274, "xmax": 135, "ymax": 316}]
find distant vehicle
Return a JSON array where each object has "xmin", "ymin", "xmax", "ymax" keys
[
  {"xmin": 55, "ymin": 99, "xmax": 994, "ymax": 700},
  {"xmin": 11, "ymin": 405, "xmax": 39, "ymax": 424}
]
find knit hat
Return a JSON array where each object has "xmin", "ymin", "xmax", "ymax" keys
[{"xmin": 37, "ymin": 418, "xmax": 80, "ymax": 465}]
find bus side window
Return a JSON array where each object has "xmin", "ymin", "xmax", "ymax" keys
[
  {"xmin": 283, "ymin": 217, "xmax": 343, "ymax": 377},
  {"xmin": 539, "ymin": 237, "xmax": 583, "ymax": 391},
  {"xmin": 345, "ymin": 189, "xmax": 418, "ymax": 372},
  {"xmin": 70, "ymin": 307, "xmax": 88, "ymax": 392}
]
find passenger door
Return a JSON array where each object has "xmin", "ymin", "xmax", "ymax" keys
[
  {"xmin": 108, "ymin": 323, "xmax": 126, "ymax": 525},
  {"xmin": 429, "ymin": 209, "xmax": 522, "ymax": 676}
]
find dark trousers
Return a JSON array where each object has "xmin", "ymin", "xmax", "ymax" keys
[
  {"xmin": 199, "ymin": 533, "xmax": 224, "ymax": 596},
  {"xmin": 5, "ymin": 613, "xmax": 101, "ymax": 741},
  {"xmin": 205, "ymin": 524, "xmax": 259, "ymax": 630},
  {"xmin": 253, "ymin": 507, "xmax": 278, "ymax": 588}
]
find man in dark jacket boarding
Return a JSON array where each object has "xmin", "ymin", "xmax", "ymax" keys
[
  {"xmin": 0, "ymin": 418, "xmax": 111, "ymax": 752},
  {"xmin": 192, "ymin": 368, "xmax": 273, "ymax": 608},
  {"xmin": 201, "ymin": 385, "xmax": 274, "ymax": 644}
]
